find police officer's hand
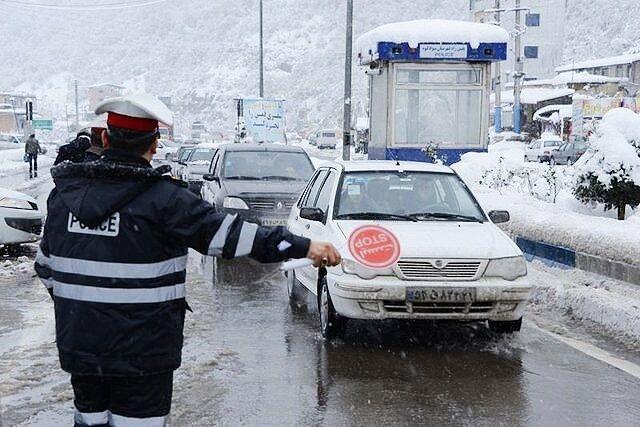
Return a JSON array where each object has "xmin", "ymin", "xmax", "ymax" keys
[{"xmin": 307, "ymin": 242, "xmax": 341, "ymax": 267}]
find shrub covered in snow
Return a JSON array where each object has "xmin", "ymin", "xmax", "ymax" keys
[{"xmin": 572, "ymin": 108, "xmax": 640, "ymax": 220}]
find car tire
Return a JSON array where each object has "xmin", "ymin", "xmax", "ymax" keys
[
  {"xmin": 318, "ymin": 276, "xmax": 346, "ymax": 340},
  {"xmin": 287, "ymin": 270, "xmax": 306, "ymax": 310},
  {"xmin": 488, "ymin": 318, "xmax": 522, "ymax": 334}
]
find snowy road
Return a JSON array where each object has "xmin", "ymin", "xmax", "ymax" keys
[{"xmin": 1, "ymin": 155, "xmax": 639, "ymax": 426}]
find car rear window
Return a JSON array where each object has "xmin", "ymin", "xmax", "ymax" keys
[{"xmin": 322, "ymin": 132, "xmax": 336, "ymax": 137}]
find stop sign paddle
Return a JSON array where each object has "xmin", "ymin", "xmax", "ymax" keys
[{"xmin": 347, "ymin": 225, "xmax": 400, "ymax": 268}]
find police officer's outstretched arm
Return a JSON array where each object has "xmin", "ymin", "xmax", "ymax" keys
[{"xmin": 163, "ymin": 187, "xmax": 340, "ymax": 266}]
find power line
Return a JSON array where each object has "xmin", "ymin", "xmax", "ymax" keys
[{"xmin": 0, "ymin": 0, "xmax": 171, "ymax": 11}]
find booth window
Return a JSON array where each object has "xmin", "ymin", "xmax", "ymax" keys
[
  {"xmin": 525, "ymin": 13, "xmax": 540, "ymax": 27},
  {"xmin": 524, "ymin": 46, "xmax": 539, "ymax": 59},
  {"xmin": 393, "ymin": 65, "xmax": 484, "ymax": 148}
]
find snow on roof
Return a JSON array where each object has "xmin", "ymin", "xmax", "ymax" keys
[
  {"xmin": 533, "ymin": 104, "xmax": 573, "ymax": 121},
  {"xmin": 551, "ymin": 71, "xmax": 623, "ymax": 85},
  {"xmin": 555, "ymin": 53, "xmax": 640, "ymax": 72},
  {"xmin": 492, "ymin": 88, "xmax": 575, "ymax": 105},
  {"xmin": 86, "ymin": 83, "xmax": 125, "ymax": 89},
  {"xmin": 330, "ymin": 160, "xmax": 454, "ymax": 173},
  {"xmin": 356, "ymin": 19, "xmax": 509, "ymax": 57},
  {"xmin": 355, "ymin": 117, "xmax": 369, "ymax": 130}
]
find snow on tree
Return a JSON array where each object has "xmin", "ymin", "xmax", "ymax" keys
[{"xmin": 573, "ymin": 108, "xmax": 640, "ymax": 220}]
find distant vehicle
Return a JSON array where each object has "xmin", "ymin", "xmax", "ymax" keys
[
  {"xmin": 524, "ymin": 138, "xmax": 563, "ymax": 163},
  {"xmin": 550, "ymin": 141, "xmax": 588, "ymax": 165},
  {"xmin": 201, "ymin": 143, "xmax": 315, "ymax": 226},
  {"xmin": 308, "ymin": 131, "xmax": 319, "ymax": 146},
  {"xmin": 181, "ymin": 146, "xmax": 218, "ymax": 194},
  {"xmin": 286, "ymin": 160, "xmax": 530, "ymax": 339},
  {"xmin": 0, "ymin": 134, "xmax": 22, "ymax": 145},
  {"xmin": 316, "ymin": 130, "xmax": 338, "ymax": 149},
  {"xmin": 0, "ymin": 187, "xmax": 44, "ymax": 247},
  {"xmin": 154, "ymin": 140, "xmax": 181, "ymax": 162},
  {"xmin": 172, "ymin": 145, "xmax": 196, "ymax": 179},
  {"xmin": 191, "ymin": 121, "xmax": 207, "ymax": 140},
  {"xmin": 201, "ymin": 143, "xmax": 315, "ymax": 283}
]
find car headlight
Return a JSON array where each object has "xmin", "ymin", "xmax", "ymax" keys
[
  {"xmin": 223, "ymin": 196, "xmax": 249, "ymax": 210},
  {"xmin": 341, "ymin": 259, "xmax": 394, "ymax": 280},
  {"xmin": 483, "ymin": 256, "xmax": 527, "ymax": 281},
  {"xmin": 0, "ymin": 197, "xmax": 35, "ymax": 210}
]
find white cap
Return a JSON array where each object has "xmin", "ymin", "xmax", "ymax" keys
[{"xmin": 95, "ymin": 93, "xmax": 173, "ymax": 127}]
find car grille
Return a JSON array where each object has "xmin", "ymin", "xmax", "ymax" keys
[
  {"xmin": 396, "ymin": 259, "xmax": 483, "ymax": 280},
  {"xmin": 383, "ymin": 301, "xmax": 495, "ymax": 314},
  {"xmin": 245, "ymin": 197, "xmax": 296, "ymax": 212},
  {"xmin": 5, "ymin": 217, "xmax": 43, "ymax": 235}
]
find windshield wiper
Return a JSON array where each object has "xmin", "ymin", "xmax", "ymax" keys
[
  {"xmin": 260, "ymin": 175, "xmax": 298, "ymax": 181},
  {"xmin": 335, "ymin": 212, "xmax": 418, "ymax": 222},
  {"xmin": 224, "ymin": 175, "xmax": 261, "ymax": 180},
  {"xmin": 407, "ymin": 212, "xmax": 483, "ymax": 222}
]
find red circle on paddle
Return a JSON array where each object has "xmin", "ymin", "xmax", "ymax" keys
[{"xmin": 347, "ymin": 225, "xmax": 401, "ymax": 268}]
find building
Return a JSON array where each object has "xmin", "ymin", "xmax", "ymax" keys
[
  {"xmin": 0, "ymin": 92, "xmax": 37, "ymax": 134},
  {"xmin": 555, "ymin": 53, "xmax": 640, "ymax": 96},
  {"xmin": 87, "ymin": 83, "xmax": 125, "ymax": 111},
  {"xmin": 471, "ymin": 0, "xmax": 567, "ymax": 81}
]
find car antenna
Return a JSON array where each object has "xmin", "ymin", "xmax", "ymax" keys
[{"xmin": 386, "ymin": 148, "xmax": 400, "ymax": 166}]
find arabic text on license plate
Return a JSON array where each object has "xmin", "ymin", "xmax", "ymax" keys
[
  {"xmin": 406, "ymin": 287, "xmax": 476, "ymax": 303},
  {"xmin": 262, "ymin": 218, "xmax": 287, "ymax": 226}
]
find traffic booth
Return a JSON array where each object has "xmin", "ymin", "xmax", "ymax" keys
[{"xmin": 356, "ymin": 19, "xmax": 508, "ymax": 164}]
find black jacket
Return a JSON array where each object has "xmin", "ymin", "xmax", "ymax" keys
[
  {"xmin": 35, "ymin": 149, "xmax": 309, "ymax": 376},
  {"xmin": 54, "ymin": 135, "xmax": 91, "ymax": 165}
]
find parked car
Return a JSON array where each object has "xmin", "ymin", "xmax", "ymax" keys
[
  {"xmin": 286, "ymin": 160, "xmax": 530, "ymax": 339},
  {"xmin": 316, "ymin": 130, "xmax": 338, "ymax": 149},
  {"xmin": 171, "ymin": 145, "xmax": 196, "ymax": 179},
  {"xmin": 181, "ymin": 146, "xmax": 218, "ymax": 194},
  {"xmin": 0, "ymin": 187, "xmax": 44, "ymax": 247},
  {"xmin": 0, "ymin": 134, "xmax": 22, "ymax": 145},
  {"xmin": 524, "ymin": 138, "xmax": 562, "ymax": 163},
  {"xmin": 308, "ymin": 132, "xmax": 318, "ymax": 146},
  {"xmin": 549, "ymin": 141, "xmax": 588, "ymax": 165}
]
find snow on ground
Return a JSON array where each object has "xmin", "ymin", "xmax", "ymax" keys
[
  {"xmin": 452, "ymin": 136, "xmax": 640, "ymax": 265},
  {"xmin": 0, "ymin": 147, "xmax": 55, "ymax": 178}
]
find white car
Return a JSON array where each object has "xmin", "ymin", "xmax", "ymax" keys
[
  {"xmin": 286, "ymin": 161, "xmax": 530, "ymax": 339},
  {"xmin": 316, "ymin": 130, "xmax": 338, "ymax": 149},
  {"xmin": 0, "ymin": 187, "xmax": 44, "ymax": 247},
  {"xmin": 181, "ymin": 146, "xmax": 218, "ymax": 194},
  {"xmin": 524, "ymin": 138, "xmax": 563, "ymax": 163}
]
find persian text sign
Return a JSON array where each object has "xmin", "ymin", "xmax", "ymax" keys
[
  {"xmin": 419, "ymin": 43, "xmax": 467, "ymax": 59},
  {"xmin": 348, "ymin": 225, "xmax": 400, "ymax": 268}
]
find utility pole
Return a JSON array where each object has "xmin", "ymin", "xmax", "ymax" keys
[
  {"xmin": 494, "ymin": 0, "xmax": 502, "ymax": 133},
  {"xmin": 259, "ymin": 0, "xmax": 264, "ymax": 98},
  {"xmin": 513, "ymin": 0, "xmax": 524, "ymax": 134},
  {"xmin": 342, "ymin": 0, "xmax": 353, "ymax": 161},
  {"xmin": 74, "ymin": 79, "xmax": 79, "ymax": 131}
]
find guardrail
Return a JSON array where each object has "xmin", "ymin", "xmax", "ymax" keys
[{"xmin": 514, "ymin": 236, "xmax": 640, "ymax": 285}]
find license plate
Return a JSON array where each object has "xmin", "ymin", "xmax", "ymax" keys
[
  {"xmin": 406, "ymin": 287, "xmax": 476, "ymax": 303},
  {"xmin": 262, "ymin": 217, "xmax": 288, "ymax": 226}
]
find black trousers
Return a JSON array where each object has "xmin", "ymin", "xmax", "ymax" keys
[
  {"xmin": 71, "ymin": 372, "xmax": 173, "ymax": 426},
  {"xmin": 28, "ymin": 153, "xmax": 38, "ymax": 171}
]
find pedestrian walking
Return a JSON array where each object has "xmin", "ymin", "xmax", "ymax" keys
[
  {"xmin": 34, "ymin": 93, "xmax": 340, "ymax": 426},
  {"xmin": 24, "ymin": 132, "xmax": 42, "ymax": 176}
]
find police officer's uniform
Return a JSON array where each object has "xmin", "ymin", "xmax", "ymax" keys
[{"xmin": 34, "ymin": 94, "xmax": 310, "ymax": 426}]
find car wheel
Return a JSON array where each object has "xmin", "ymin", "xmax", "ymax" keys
[
  {"xmin": 488, "ymin": 318, "xmax": 522, "ymax": 334},
  {"xmin": 318, "ymin": 277, "xmax": 346, "ymax": 340},
  {"xmin": 287, "ymin": 270, "xmax": 306, "ymax": 310}
]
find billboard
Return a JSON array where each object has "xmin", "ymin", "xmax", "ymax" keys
[{"xmin": 241, "ymin": 98, "xmax": 286, "ymax": 143}]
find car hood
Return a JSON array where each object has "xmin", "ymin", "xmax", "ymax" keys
[
  {"xmin": 223, "ymin": 179, "xmax": 307, "ymax": 197},
  {"xmin": 334, "ymin": 220, "xmax": 521, "ymax": 259},
  {"xmin": 0, "ymin": 187, "xmax": 36, "ymax": 204}
]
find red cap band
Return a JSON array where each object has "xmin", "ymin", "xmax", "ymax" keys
[{"xmin": 107, "ymin": 112, "xmax": 158, "ymax": 132}]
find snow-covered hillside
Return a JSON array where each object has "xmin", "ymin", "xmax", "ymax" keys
[{"xmin": 0, "ymin": 0, "xmax": 638, "ymax": 130}]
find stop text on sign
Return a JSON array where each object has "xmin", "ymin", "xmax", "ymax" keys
[{"xmin": 347, "ymin": 225, "xmax": 400, "ymax": 268}]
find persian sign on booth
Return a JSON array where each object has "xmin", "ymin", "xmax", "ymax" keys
[{"xmin": 347, "ymin": 225, "xmax": 401, "ymax": 268}]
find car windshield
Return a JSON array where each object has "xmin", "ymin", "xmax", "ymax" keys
[
  {"xmin": 189, "ymin": 149, "xmax": 215, "ymax": 162},
  {"xmin": 223, "ymin": 150, "xmax": 314, "ymax": 181},
  {"xmin": 322, "ymin": 132, "xmax": 336, "ymax": 137},
  {"xmin": 334, "ymin": 171, "xmax": 485, "ymax": 222}
]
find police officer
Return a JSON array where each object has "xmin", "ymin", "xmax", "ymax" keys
[{"xmin": 34, "ymin": 93, "xmax": 340, "ymax": 426}]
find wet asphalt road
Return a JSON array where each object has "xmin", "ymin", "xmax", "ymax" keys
[{"xmin": 170, "ymin": 258, "xmax": 640, "ymax": 426}]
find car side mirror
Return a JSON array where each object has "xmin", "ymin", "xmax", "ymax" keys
[
  {"xmin": 203, "ymin": 174, "xmax": 219, "ymax": 183},
  {"xmin": 488, "ymin": 210, "xmax": 510, "ymax": 224},
  {"xmin": 300, "ymin": 207, "xmax": 325, "ymax": 222}
]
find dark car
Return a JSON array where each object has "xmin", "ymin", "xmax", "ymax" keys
[
  {"xmin": 550, "ymin": 141, "xmax": 588, "ymax": 165},
  {"xmin": 201, "ymin": 143, "xmax": 315, "ymax": 227}
]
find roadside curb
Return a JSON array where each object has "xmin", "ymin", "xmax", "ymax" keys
[{"xmin": 514, "ymin": 236, "xmax": 640, "ymax": 285}]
